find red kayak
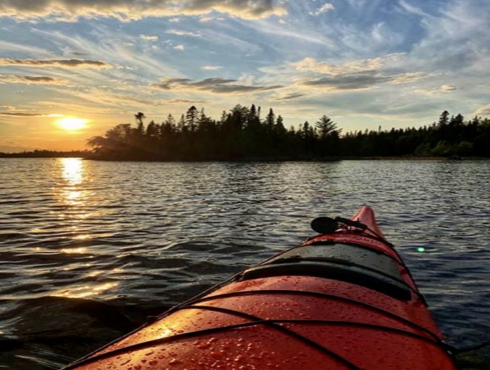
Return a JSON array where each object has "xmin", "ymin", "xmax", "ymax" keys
[{"xmin": 63, "ymin": 206, "xmax": 457, "ymax": 370}]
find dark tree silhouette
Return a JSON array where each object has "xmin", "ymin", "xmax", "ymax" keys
[{"xmin": 85, "ymin": 107, "xmax": 490, "ymax": 161}]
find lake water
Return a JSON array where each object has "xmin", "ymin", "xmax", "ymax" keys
[{"xmin": 0, "ymin": 158, "xmax": 489, "ymax": 369}]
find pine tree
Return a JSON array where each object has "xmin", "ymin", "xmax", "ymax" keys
[
  {"xmin": 185, "ymin": 106, "xmax": 199, "ymax": 132},
  {"xmin": 265, "ymin": 108, "xmax": 275, "ymax": 131},
  {"xmin": 438, "ymin": 110, "xmax": 450, "ymax": 128},
  {"xmin": 315, "ymin": 116, "xmax": 338, "ymax": 139}
]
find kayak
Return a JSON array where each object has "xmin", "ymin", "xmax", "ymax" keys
[{"xmin": 63, "ymin": 206, "xmax": 458, "ymax": 370}]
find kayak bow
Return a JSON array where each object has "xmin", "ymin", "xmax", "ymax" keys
[{"xmin": 64, "ymin": 206, "xmax": 457, "ymax": 370}]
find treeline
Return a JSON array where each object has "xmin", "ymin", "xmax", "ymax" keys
[
  {"xmin": 87, "ymin": 105, "xmax": 490, "ymax": 160},
  {"xmin": 0, "ymin": 150, "xmax": 90, "ymax": 158}
]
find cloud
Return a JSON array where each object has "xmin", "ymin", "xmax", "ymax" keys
[
  {"xmin": 299, "ymin": 71, "xmax": 429, "ymax": 91},
  {"xmin": 168, "ymin": 17, "xmax": 180, "ymax": 23},
  {"xmin": 151, "ymin": 77, "xmax": 282, "ymax": 94},
  {"xmin": 474, "ymin": 105, "xmax": 490, "ymax": 117},
  {"xmin": 202, "ymin": 66, "xmax": 223, "ymax": 71},
  {"xmin": 300, "ymin": 71, "xmax": 392, "ymax": 91},
  {"xmin": 173, "ymin": 45, "xmax": 185, "ymax": 50},
  {"xmin": 0, "ymin": 105, "xmax": 16, "ymax": 110},
  {"xmin": 399, "ymin": 0, "xmax": 431, "ymax": 18},
  {"xmin": 406, "ymin": 0, "xmax": 490, "ymax": 73},
  {"xmin": 0, "ymin": 40, "xmax": 51, "ymax": 56},
  {"xmin": 168, "ymin": 99, "xmax": 207, "ymax": 104},
  {"xmin": 272, "ymin": 92, "xmax": 306, "ymax": 101},
  {"xmin": 389, "ymin": 72, "xmax": 428, "ymax": 85},
  {"xmin": 42, "ymin": 86, "xmax": 207, "ymax": 110},
  {"xmin": 140, "ymin": 34, "xmax": 159, "ymax": 41},
  {"xmin": 166, "ymin": 30, "xmax": 201, "ymax": 37},
  {"xmin": 0, "ymin": 75, "xmax": 67, "ymax": 85},
  {"xmin": 293, "ymin": 54, "xmax": 404, "ymax": 75},
  {"xmin": 414, "ymin": 84, "xmax": 456, "ymax": 96},
  {"xmin": 0, "ymin": 0, "xmax": 287, "ymax": 21},
  {"xmin": 106, "ymin": 93, "xmax": 206, "ymax": 106},
  {"xmin": 0, "ymin": 112, "xmax": 62, "ymax": 117},
  {"xmin": 0, "ymin": 58, "xmax": 110, "ymax": 69},
  {"xmin": 310, "ymin": 3, "xmax": 335, "ymax": 16},
  {"xmin": 292, "ymin": 54, "xmax": 429, "ymax": 91},
  {"xmin": 199, "ymin": 16, "xmax": 225, "ymax": 23}
]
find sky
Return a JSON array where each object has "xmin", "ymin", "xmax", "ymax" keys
[{"xmin": 0, "ymin": 0, "xmax": 489, "ymax": 152}]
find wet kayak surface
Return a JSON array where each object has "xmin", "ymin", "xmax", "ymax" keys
[{"xmin": 0, "ymin": 158, "xmax": 489, "ymax": 369}]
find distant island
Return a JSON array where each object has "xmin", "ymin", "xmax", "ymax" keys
[
  {"xmin": 2, "ymin": 105, "xmax": 489, "ymax": 160},
  {"xmin": 86, "ymin": 105, "xmax": 490, "ymax": 161},
  {"xmin": 0, "ymin": 149, "xmax": 90, "ymax": 158}
]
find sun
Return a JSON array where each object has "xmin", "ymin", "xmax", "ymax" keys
[{"xmin": 57, "ymin": 117, "xmax": 90, "ymax": 131}]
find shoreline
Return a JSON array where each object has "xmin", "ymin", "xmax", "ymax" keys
[{"xmin": 1, "ymin": 155, "xmax": 488, "ymax": 161}]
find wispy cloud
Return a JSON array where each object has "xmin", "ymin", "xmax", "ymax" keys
[
  {"xmin": 0, "ymin": 58, "xmax": 110, "ymax": 69},
  {"xmin": 0, "ymin": 75, "xmax": 67, "ymax": 85},
  {"xmin": 199, "ymin": 16, "xmax": 225, "ymax": 23},
  {"xmin": 0, "ymin": 40, "xmax": 50, "ymax": 56},
  {"xmin": 272, "ymin": 92, "xmax": 307, "ymax": 101},
  {"xmin": 0, "ymin": 0, "xmax": 287, "ymax": 21},
  {"xmin": 291, "ymin": 54, "xmax": 428, "ymax": 91},
  {"xmin": 140, "ymin": 35, "xmax": 159, "ymax": 41},
  {"xmin": 474, "ymin": 105, "xmax": 490, "ymax": 117},
  {"xmin": 0, "ymin": 111, "xmax": 63, "ymax": 117},
  {"xmin": 151, "ymin": 77, "xmax": 282, "ymax": 95},
  {"xmin": 30, "ymin": 27, "xmax": 178, "ymax": 77},
  {"xmin": 293, "ymin": 54, "xmax": 404, "ymax": 75},
  {"xmin": 202, "ymin": 66, "xmax": 223, "ymax": 71},
  {"xmin": 414, "ymin": 84, "xmax": 456, "ymax": 96},
  {"xmin": 300, "ymin": 71, "xmax": 391, "ymax": 91},
  {"xmin": 389, "ymin": 72, "xmax": 428, "ymax": 85},
  {"xmin": 166, "ymin": 30, "xmax": 201, "ymax": 37},
  {"xmin": 310, "ymin": 3, "xmax": 335, "ymax": 16},
  {"xmin": 43, "ymin": 86, "xmax": 206, "ymax": 110},
  {"xmin": 299, "ymin": 70, "xmax": 428, "ymax": 91},
  {"xmin": 173, "ymin": 45, "xmax": 185, "ymax": 51}
]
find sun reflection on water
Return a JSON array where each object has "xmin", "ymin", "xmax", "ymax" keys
[
  {"xmin": 61, "ymin": 158, "xmax": 84, "ymax": 185},
  {"xmin": 56, "ymin": 158, "xmax": 96, "ymax": 220},
  {"xmin": 58, "ymin": 158, "xmax": 88, "ymax": 208},
  {"xmin": 61, "ymin": 247, "xmax": 88, "ymax": 254},
  {"xmin": 51, "ymin": 282, "xmax": 119, "ymax": 299}
]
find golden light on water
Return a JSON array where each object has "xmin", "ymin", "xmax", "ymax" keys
[
  {"xmin": 61, "ymin": 158, "xmax": 84, "ymax": 185},
  {"xmin": 61, "ymin": 247, "xmax": 88, "ymax": 254},
  {"xmin": 56, "ymin": 117, "xmax": 90, "ymax": 131},
  {"xmin": 58, "ymin": 157, "xmax": 93, "ymax": 222},
  {"xmin": 51, "ymin": 282, "xmax": 119, "ymax": 299}
]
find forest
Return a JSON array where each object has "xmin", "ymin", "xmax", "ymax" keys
[{"xmin": 85, "ymin": 105, "xmax": 490, "ymax": 161}]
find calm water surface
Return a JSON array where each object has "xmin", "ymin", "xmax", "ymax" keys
[{"xmin": 0, "ymin": 158, "xmax": 489, "ymax": 369}]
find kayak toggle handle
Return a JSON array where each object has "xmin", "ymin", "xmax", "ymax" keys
[{"xmin": 311, "ymin": 216, "xmax": 367, "ymax": 234}]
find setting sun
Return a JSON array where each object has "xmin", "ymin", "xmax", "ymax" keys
[{"xmin": 57, "ymin": 117, "xmax": 90, "ymax": 131}]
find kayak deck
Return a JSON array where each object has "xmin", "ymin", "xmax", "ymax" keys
[{"xmin": 63, "ymin": 206, "xmax": 457, "ymax": 370}]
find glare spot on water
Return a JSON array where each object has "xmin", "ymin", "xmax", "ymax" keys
[
  {"xmin": 60, "ymin": 158, "xmax": 84, "ymax": 185},
  {"xmin": 61, "ymin": 247, "xmax": 88, "ymax": 254},
  {"xmin": 73, "ymin": 234, "xmax": 91, "ymax": 240},
  {"xmin": 51, "ymin": 282, "xmax": 119, "ymax": 299}
]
